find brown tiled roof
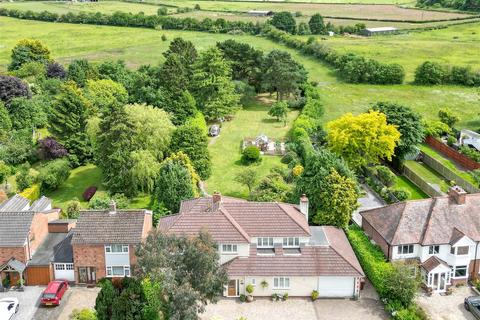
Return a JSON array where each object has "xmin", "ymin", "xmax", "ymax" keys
[
  {"xmin": 421, "ymin": 256, "xmax": 449, "ymax": 272},
  {"xmin": 160, "ymin": 197, "xmax": 310, "ymax": 243},
  {"xmin": 225, "ymin": 245, "xmax": 364, "ymax": 277},
  {"xmin": 71, "ymin": 210, "xmax": 151, "ymax": 245},
  {"xmin": 361, "ymin": 193, "xmax": 480, "ymax": 246},
  {"xmin": 323, "ymin": 226, "xmax": 364, "ymax": 276}
]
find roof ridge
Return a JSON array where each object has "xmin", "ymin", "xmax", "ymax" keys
[
  {"xmin": 276, "ymin": 202, "xmax": 311, "ymax": 235},
  {"xmin": 219, "ymin": 206, "xmax": 251, "ymax": 242},
  {"xmin": 419, "ymin": 198, "xmax": 438, "ymax": 245},
  {"xmin": 388, "ymin": 202, "xmax": 409, "ymax": 244}
]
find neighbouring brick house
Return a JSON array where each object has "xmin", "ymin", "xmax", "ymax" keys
[
  {"xmin": 159, "ymin": 193, "xmax": 365, "ymax": 298},
  {"xmin": 0, "ymin": 195, "xmax": 61, "ymax": 286},
  {"xmin": 361, "ymin": 186, "xmax": 480, "ymax": 293},
  {"xmin": 71, "ymin": 203, "xmax": 153, "ymax": 284}
]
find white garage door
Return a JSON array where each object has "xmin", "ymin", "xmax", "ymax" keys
[
  {"xmin": 54, "ymin": 263, "xmax": 75, "ymax": 281},
  {"xmin": 318, "ymin": 276, "xmax": 354, "ymax": 297}
]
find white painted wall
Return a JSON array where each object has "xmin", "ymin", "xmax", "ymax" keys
[{"xmin": 219, "ymin": 244, "xmax": 249, "ymax": 264}]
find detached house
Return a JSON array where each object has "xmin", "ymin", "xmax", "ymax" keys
[
  {"xmin": 361, "ymin": 186, "xmax": 480, "ymax": 293},
  {"xmin": 159, "ymin": 193, "xmax": 364, "ymax": 298},
  {"xmin": 71, "ymin": 203, "xmax": 152, "ymax": 284}
]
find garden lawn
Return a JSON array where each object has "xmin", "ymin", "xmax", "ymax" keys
[
  {"xmin": 394, "ymin": 175, "xmax": 428, "ymax": 199},
  {"xmin": 205, "ymin": 98, "xmax": 298, "ymax": 198},
  {"xmin": 404, "ymin": 160, "xmax": 450, "ymax": 192},
  {"xmin": 419, "ymin": 143, "xmax": 477, "ymax": 185}
]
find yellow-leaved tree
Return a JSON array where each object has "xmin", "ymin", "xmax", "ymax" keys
[{"xmin": 326, "ymin": 111, "xmax": 401, "ymax": 170}]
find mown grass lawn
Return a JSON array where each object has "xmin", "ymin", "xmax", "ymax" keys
[
  {"xmin": 394, "ymin": 175, "xmax": 428, "ymax": 199},
  {"xmin": 419, "ymin": 143, "xmax": 477, "ymax": 185},
  {"xmin": 205, "ymin": 98, "xmax": 299, "ymax": 198},
  {"xmin": 404, "ymin": 160, "xmax": 450, "ymax": 192}
]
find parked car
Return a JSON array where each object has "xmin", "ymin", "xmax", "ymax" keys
[
  {"xmin": 209, "ymin": 125, "xmax": 220, "ymax": 137},
  {"xmin": 40, "ymin": 280, "xmax": 69, "ymax": 306},
  {"xmin": 0, "ymin": 297, "xmax": 19, "ymax": 320},
  {"xmin": 465, "ymin": 296, "xmax": 480, "ymax": 319}
]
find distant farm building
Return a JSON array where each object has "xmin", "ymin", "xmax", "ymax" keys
[
  {"xmin": 247, "ymin": 10, "xmax": 274, "ymax": 17},
  {"xmin": 360, "ymin": 27, "xmax": 397, "ymax": 36}
]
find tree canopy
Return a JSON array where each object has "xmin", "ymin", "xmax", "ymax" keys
[
  {"xmin": 9, "ymin": 39, "xmax": 51, "ymax": 71},
  {"xmin": 309, "ymin": 13, "xmax": 326, "ymax": 34},
  {"xmin": 327, "ymin": 111, "xmax": 401, "ymax": 169},
  {"xmin": 271, "ymin": 12, "xmax": 296, "ymax": 34}
]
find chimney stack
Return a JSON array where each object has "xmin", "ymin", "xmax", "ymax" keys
[
  {"xmin": 299, "ymin": 194, "xmax": 309, "ymax": 221},
  {"xmin": 212, "ymin": 192, "xmax": 222, "ymax": 204},
  {"xmin": 448, "ymin": 186, "xmax": 467, "ymax": 205},
  {"xmin": 109, "ymin": 200, "xmax": 117, "ymax": 214}
]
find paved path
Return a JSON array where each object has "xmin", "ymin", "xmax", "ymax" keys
[
  {"xmin": 352, "ymin": 184, "xmax": 385, "ymax": 226},
  {"xmin": 417, "ymin": 285, "xmax": 476, "ymax": 320}
]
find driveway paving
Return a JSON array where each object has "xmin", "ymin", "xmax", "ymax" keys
[{"xmin": 0, "ymin": 286, "xmax": 44, "ymax": 320}]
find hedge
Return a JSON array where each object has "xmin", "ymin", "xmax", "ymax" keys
[
  {"xmin": 347, "ymin": 226, "xmax": 427, "ymax": 320},
  {"xmin": 415, "ymin": 60, "xmax": 480, "ymax": 86},
  {"xmin": 19, "ymin": 183, "xmax": 40, "ymax": 202}
]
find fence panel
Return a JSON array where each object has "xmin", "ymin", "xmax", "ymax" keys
[{"xmin": 403, "ymin": 165, "xmax": 444, "ymax": 198}]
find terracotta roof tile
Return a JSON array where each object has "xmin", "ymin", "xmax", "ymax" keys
[{"xmin": 421, "ymin": 256, "xmax": 449, "ymax": 272}]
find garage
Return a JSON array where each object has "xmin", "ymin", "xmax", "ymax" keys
[
  {"xmin": 318, "ymin": 276, "xmax": 355, "ymax": 297},
  {"xmin": 54, "ymin": 263, "xmax": 75, "ymax": 281}
]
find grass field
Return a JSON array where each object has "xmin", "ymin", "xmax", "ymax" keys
[
  {"xmin": 404, "ymin": 160, "xmax": 450, "ymax": 192},
  {"xmin": 394, "ymin": 175, "xmax": 428, "ymax": 199},
  {"xmin": 205, "ymin": 98, "xmax": 298, "ymax": 198},
  {"xmin": 319, "ymin": 22, "xmax": 480, "ymax": 80},
  {"xmin": 1, "ymin": 16, "xmax": 478, "ymax": 130}
]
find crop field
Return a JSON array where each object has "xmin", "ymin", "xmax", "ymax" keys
[
  {"xmin": 0, "ymin": 0, "xmax": 169, "ymax": 15},
  {"xmin": 0, "ymin": 16, "xmax": 479, "ymax": 130},
  {"xmin": 319, "ymin": 22, "xmax": 480, "ymax": 80}
]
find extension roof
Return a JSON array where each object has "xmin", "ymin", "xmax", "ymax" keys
[{"xmin": 0, "ymin": 211, "xmax": 34, "ymax": 247}]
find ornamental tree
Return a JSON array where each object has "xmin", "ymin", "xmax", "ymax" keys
[
  {"xmin": 7, "ymin": 96, "xmax": 48, "ymax": 130},
  {"xmin": 67, "ymin": 59, "xmax": 99, "ymax": 87},
  {"xmin": 372, "ymin": 102, "xmax": 424, "ymax": 159},
  {"xmin": 438, "ymin": 108, "xmax": 459, "ymax": 128},
  {"xmin": 46, "ymin": 62, "xmax": 66, "ymax": 79},
  {"xmin": 268, "ymin": 101, "xmax": 289, "ymax": 126},
  {"xmin": 0, "ymin": 75, "xmax": 31, "ymax": 104},
  {"xmin": 9, "ymin": 39, "xmax": 51, "ymax": 71},
  {"xmin": 85, "ymin": 79, "xmax": 128, "ymax": 115},
  {"xmin": 38, "ymin": 137, "xmax": 68, "ymax": 160},
  {"xmin": 234, "ymin": 168, "xmax": 258, "ymax": 193},
  {"xmin": 327, "ymin": 111, "xmax": 401, "ymax": 169}
]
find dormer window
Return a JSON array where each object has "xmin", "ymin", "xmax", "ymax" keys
[
  {"xmin": 221, "ymin": 244, "xmax": 238, "ymax": 254},
  {"xmin": 257, "ymin": 237, "xmax": 274, "ymax": 248},
  {"xmin": 282, "ymin": 237, "xmax": 300, "ymax": 248}
]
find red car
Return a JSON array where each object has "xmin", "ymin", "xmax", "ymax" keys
[{"xmin": 40, "ymin": 280, "xmax": 69, "ymax": 306}]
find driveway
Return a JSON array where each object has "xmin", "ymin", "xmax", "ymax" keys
[
  {"xmin": 352, "ymin": 184, "xmax": 385, "ymax": 226},
  {"xmin": 201, "ymin": 281, "xmax": 388, "ymax": 320},
  {"xmin": 0, "ymin": 286, "xmax": 44, "ymax": 320},
  {"xmin": 33, "ymin": 286, "xmax": 99, "ymax": 320},
  {"xmin": 416, "ymin": 285, "xmax": 476, "ymax": 320}
]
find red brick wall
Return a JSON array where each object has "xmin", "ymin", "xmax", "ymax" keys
[
  {"xmin": 425, "ymin": 136, "xmax": 480, "ymax": 170},
  {"xmin": 29, "ymin": 213, "xmax": 50, "ymax": 259},
  {"xmin": 48, "ymin": 221, "xmax": 76, "ymax": 233},
  {"xmin": 362, "ymin": 219, "xmax": 391, "ymax": 259},
  {"xmin": 73, "ymin": 245, "xmax": 106, "ymax": 283},
  {"xmin": 0, "ymin": 247, "xmax": 27, "ymax": 264}
]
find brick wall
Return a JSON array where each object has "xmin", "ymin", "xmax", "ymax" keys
[
  {"xmin": 361, "ymin": 219, "xmax": 391, "ymax": 259},
  {"xmin": 425, "ymin": 136, "xmax": 480, "ymax": 170},
  {"xmin": 129, "ymin": 246, "xmax": 137, "ymax": 269},
  {"xmin": 0, "ymin": 247, "xmax": 27, "ymax": 264},
  {"xmin": 73, "ymin": 245, "xmax": 106, "ymax": 283},
  {"xmin": 28, "ymin": 213, "xmax": 50, "ymax": 259},
  {"xmin": 48, "ymin": 221, "xmax": 76, "ymax": 233}
]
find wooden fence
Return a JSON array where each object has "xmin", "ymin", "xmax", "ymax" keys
[
  {"xmin": 425, "ymin": 136, "xmax": 480, "ymax": 170},
  {"xmin": 403, "ymin": 164, "xmax": 445, "ymax": 198}
]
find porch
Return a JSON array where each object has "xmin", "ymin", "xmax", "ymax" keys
[
  {"xmin": 0, "ymin": 258, "xmax": 26, "ymax": 291},
  {"xmin": 421, "ymin": 256, "xmax": 451, "ymax": 293}
]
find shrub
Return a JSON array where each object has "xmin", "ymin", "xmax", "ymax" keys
[
  {"xmin": 38, "ymin": 137, "xmax": 68, "ymax": 160},
  {"xmin": 471, "ymin": 169, "xmax": 480, "ymax": 187},
  {"xmin": 16, "ymin": 165, "xmax": 37, "ymax": 191},
  {"xmin": 161, "ymin": 34, "xmax": 167, "ymax": 41},
  {"xmin": 311, "ymin": 290, "xmax": 319, "ymax": 301},
  {"xmin": 70, "ymin": 308, "xmax": 97, "ymax": 320},
  {"xmin": 83, "ymin": 186, "xmax": 97, "ymax": 201},
  {"xmin": 414, "ymin": 61, "xmax": 448, "ymax": 85},
  {"xmin": 239, "ymin": 294, "xmax": 246, "ymax": 302},
  {"xmin": 459, "ymin": 146, "xmax": 480, "ymax": 162},
  {"xmin": 0, "ymin": 75, "xmax": 31, "ymax": 104},
  {"xmin": 390, "ymin": 188, "xmax": 411, "ymax": 202},
  {"xmin": 19, "ymin": 183, "xmax": 40, "ymax": 201},
  {"xmin": 89, "ymin": 193, "xmax": 129, "ymax": 209},
  {"xmin": 246, "ymin": 284, "xmax": 254, "ymax": 295},
  {"xmin": 157, "ymin": 7, "xmax": 168, "ymax": 15},
  {"xmin": 38, "ymin": 159, "xmax": 71, "ymax": 191},
  {"xmin": 46, "ymin": 62, "xmax": 66, "ymax": 79},
  {"xmin": 446, "ymin": 135, "xmax": 457, "ymax": 147},
  {"xmin": 242, "ymin": 146, "xmax": 261, "ymax": 164},
  {"xmin": 66, "ymin": 198, "xmax": 81, "ymax": 219},
  {"xmin": 375, "ymin": 165, "xmax": 396, "ymax": 187}
]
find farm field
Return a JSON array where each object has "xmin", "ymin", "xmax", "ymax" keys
[
  {"xmin": 317, "ymin": 22, "xmax": 480, "ymax": 80},
  {"xmin": 205, "ymin": 98, "xmax": 298, "ymax": 198},
  {"xmin": 1, "ymin": 16, "xmax": 479, "ymax": 131}
]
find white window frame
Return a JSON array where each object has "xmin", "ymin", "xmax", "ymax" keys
[
  {"xmin": 221, "ymin": 244, "xmax": 238, "ymax": 254},
  {"xmin": 273, "ymin": 277, "xmax": 290, "ymax": 289},
  {"xmin": 456, "ymin": 246, "xmax": 469, "ymax": 256},
  {"xmin": 251, "ymin": 278, "xmax": 256, "ymax": 286},
  {"xmin": 428, "ymin": 245, "xmax": 440, "ymax": 255},
  {"xmin": 397, "ymin": 245, "xmax": 414, "ymax": 255},
  {"xmin": 105, "ymin": 244, "xmax": 129, "ymax": 254},
  {"xmin": 257, "ymin": 237, "xmax": 274, "ymax": 248},
  {"xmin": 282, "ymin": 237, "xmax": 300, "ymax": 248},
  {"xmin": 452, "ymin": 265, "xmax": 468, "ymax": 278},
  {"xmin": 106, "ymin": 265, "xmax": 131, "ymax": 277}
]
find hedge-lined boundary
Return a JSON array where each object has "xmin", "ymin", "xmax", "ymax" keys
[
  {"xmin": 347, "ymin": 226, "xmax": 428, "ymax": 320},
  {"xmin": 415, "ymin": 60, "xmax": 480, "ymax": 86},
  {"xmin": 262, "ymin": 26, "xmax": 405, "ymax": 84}
]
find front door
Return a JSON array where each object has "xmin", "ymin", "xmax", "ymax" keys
[
  {"xmin": 227, "ymin": 279, "xmax": 238, "ymax": 297},
  {"xmin": 78, "ymin": 267, "xmax": 96, "ymax": 284},
  {"xmin": 431, "ymin": 272, "xmax": 447, "ymax": 292}
]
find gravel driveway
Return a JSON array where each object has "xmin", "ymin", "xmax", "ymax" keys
[
  {"xmin": 201, "ymin": 281, "xmax": 388, "ymax": 320},
  {"xmin": 0, "ymin": 286, "xmax": 44, "ymax": 320},
  {"xmin": 416, "ymin": 285, "xmax": 476, "ymax": 320}
]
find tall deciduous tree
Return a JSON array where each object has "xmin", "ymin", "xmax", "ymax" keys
[
  {"xmin": 50, "ymin": 81, "xmax": 92, "ymax": 166},
  {"xmin": 136, "ymin": 230, "xmax": 228, "ymax": 320},
  {"xmin": 234, "ymin": 168, "xmax": 258, "ymax": 193},
  {"xmin": 192, "ymin": 48, "xmax": 240, "ymax": 120},
  {"xmin": 268, "ymin": 101, "xmax": 289, "ymax": 126},
  {"xmin": 158, "ymin": 90, "xmax": 197, "ymax": 126},
  {"xmin": 68, "ymin": 59, "xmax": 99, "ymax": 87},
  {"xmin": 85, "ymin": 79, "xmax": 128, "ymax": 115},
  {"xmin": 271, "ymin": 11, "xmax": 297, "ymax": 34},
  {"xmin": 327, "ymin": 111, "xmax": 401, "ymax": 170},
  {"xmin": 262, "ymin": 50, "xmax": 308, "ymax": 100},
  {"xmin": 372, "ymin": 102, "xmax": 424, "ymax": 159},
  {"xmin": 7, "ymin": 96, "xmax": 48, "ymax": 130},
  {"xmin": 9, "ymin": 39, "xmax": 51, "ymax": 71},
  {"xmin": 170, "ymin": 124, "xmax": 211, "ymax": 180},
  {"xmin": 311, "ymin": 169, "xmax": 359, "ymax": 229},
  {"xmin": 309, "ymin": 13, "xmax": 326, "ymax": 34}
]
